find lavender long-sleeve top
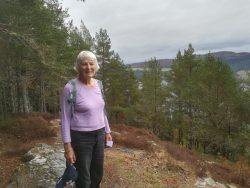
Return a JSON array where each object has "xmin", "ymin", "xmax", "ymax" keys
[{"xmin": 60, "ymin": 78, "xmax": 111, "ymax": 143}]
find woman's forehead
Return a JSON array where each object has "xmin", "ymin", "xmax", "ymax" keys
[{"xmin": 81, "ymin": 59, "xmax": 95, "ymax": 63}]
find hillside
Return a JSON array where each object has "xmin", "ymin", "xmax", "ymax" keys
[
  {"xmin": 107, "ymin": 125, "xmax": 250, "ymax": 188},
  {"xmin": 1, "ymin": 114, "xmax": 249, "ymax": 187},
  {"xmin": 128, "ymin": 51, "xmax": 250, "ymax": 72}
]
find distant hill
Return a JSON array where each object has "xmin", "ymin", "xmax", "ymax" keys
[
  {"xmin": 129, "ymin": 59, "xmax": 173, "ymax": 69},
  {"xmin": 128, "ymin": 51, "xmax": 250, "ymax": 72},
  {"xmin": 208, "ymin": 51, "xmax": 250, "ymax": 71}
]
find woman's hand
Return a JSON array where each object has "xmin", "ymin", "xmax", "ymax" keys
[
  {"xmin": 64, "ymin": 143, "xmax": 76, "ymax": 164},
  {"xmin": 105, "ymin": 133, "xmax": 112, "ymax": 141}
]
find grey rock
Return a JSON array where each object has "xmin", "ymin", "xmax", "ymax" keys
[
  {"xmin": 7, "ymin": 143, "xmax": 66, "ymax": 188},
  {"xmin": 195, "ymin": 177, "xmax": 238, "ymax": 188}
]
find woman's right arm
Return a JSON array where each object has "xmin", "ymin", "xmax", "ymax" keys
[
  {"xmin": 64, "ymin": 143, "xmax": 76, "ymax": 164},
  {"xmin": 60, "ymin": 85, "xmax": 76, "ymax": 164}
]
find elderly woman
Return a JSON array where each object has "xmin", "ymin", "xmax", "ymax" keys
[{"xmin": 60, "ymin": 50, "xmax": 112, "ymax": 188}]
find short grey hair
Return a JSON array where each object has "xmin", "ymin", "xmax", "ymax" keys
[{"xmin": 74, "ymin": 51, "xmax": 100, "ymax": 72}]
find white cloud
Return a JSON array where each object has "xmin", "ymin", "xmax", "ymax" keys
[{"xmin": 61, "ymin": 0, "xmax": 250, "ymax": 63}]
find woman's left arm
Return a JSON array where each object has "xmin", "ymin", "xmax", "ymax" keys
[
  {"xmin": 105, "ymin": 132, "xmax": 112, "ymax": 141},
  {"xmin": 104, "ymin": 115, "xmax": 112, "ymax": 141}
]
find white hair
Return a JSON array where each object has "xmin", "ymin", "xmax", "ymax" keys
[{"xmin": 74, "ymin": 51, "xmax": 100, "ymax": 72}]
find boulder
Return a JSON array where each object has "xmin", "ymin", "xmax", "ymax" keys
[{"xmin": 7, "ymin": 144, "xmax": 65, "ymax": 188}]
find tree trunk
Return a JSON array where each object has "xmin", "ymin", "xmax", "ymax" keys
[
  {"xmin": 8, "ymin": 65, "xmax": 17, "ymax": 113},
  {"xmin": 178, "ymin": 128, "xmax": 183, "ymax": 145},
  {"xmin": 40, "ymin": 79, "xmax": 46, "ymax": 112},
  {"xmin": 21, "ymin": 76, "xmax": 30, "ymax": 112}
]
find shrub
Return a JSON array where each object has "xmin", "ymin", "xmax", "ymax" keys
[
  {"xmin": 111, "ymin": 124, "xmax": 159, "ymax": 151},
  {"xmin": 0, "ymin": 113, "xmax": 57, "ymax": 142}
]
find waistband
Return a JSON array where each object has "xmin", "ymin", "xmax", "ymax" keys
[{"xmin": 70, "ymin": 127, "xmax": 105, "ymax": 136}]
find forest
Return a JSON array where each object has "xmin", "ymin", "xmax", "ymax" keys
[{"xmin": 0, "ymin": 0, "xmax": 250, "ymax": 163}]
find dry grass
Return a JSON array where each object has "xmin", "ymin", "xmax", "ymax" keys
[
  {"xmin": 105, "ymin": 124, "xmax": 197, "ymax": 187},
  {"xmin": 102, "ymin": 148, "xmax": 196, "ymax": 188},
  {"xmin": 3, "ymin": 112, "xmax": 56, "ymax": 121},
  {"xmin": 164, "ymin": 140, "xmax": 250, "ymax": 188},
  {"xmin": 111, "ymin": 124, "xmax": 250, "ymax": 188},
  {"xmin": 111, "ymin": 124, "xmax": 159, "ymax": 151},
  {"xmin": 207, "ymin": 159, "xmax": 250, "ymax": 188},
  {"xmin": 0, "ymin": 113, "xmax": 57, "ymax": 142},
  {"xmin": 164, "ymin": 142, "xmax": 206, "ymax": 176}
]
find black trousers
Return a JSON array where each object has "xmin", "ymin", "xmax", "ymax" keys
[{"xmin": 71, "ymin": 128, "xmax": 105, "ymax": 188}]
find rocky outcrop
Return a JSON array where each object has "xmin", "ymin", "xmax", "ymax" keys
[
  {"xmin": 7, "ymin": 144, "xmax": 65, "ymax": 188},
  {"xmin": 195, "ymin": 177, "xmax": 237, "ymax": 188}
]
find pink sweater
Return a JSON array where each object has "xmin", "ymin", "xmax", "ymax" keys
[{"xmin": 60, "ymin": 79, "xmax": 111, "ymax": 143}]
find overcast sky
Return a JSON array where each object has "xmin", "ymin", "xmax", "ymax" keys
[{"xmin": 60, "ymin": 0, "xmax": 250, "ymax": 64}]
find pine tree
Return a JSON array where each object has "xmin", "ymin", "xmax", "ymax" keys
[
  {"xmin": 94, "ymin": 28, "xmax": 114, "ymax": 91},
  {"xmin": 192, "ymin": 54, "xmax": 248, "ymax": 159},
  {"xmin": 0, "ymin": 0, "xmax": 82, "ymax": 113},
  {"xmin": 167, "ymin": 44, "xmax": 201, "ymax": 147},
  {"xmin": 136, "ymin": 58, "xmax": 167, "ymax": 136},
  {"xmin": 98, "ymin": 53, "xmax": 139, "ymax": 124}
]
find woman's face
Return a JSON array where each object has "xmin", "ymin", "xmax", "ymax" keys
[{"xmin": 78, "ymin": 58, "xmax": 97, "ymax": 79}]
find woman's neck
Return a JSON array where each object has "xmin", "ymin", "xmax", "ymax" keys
[{"xmin": 78, "ymin": 76, "xmax": 94, "ymax": 86}]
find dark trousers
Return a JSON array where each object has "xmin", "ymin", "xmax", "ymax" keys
[{"xmin": 71, "ymin": 128, "xmax": 105, "ymax": 188}]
